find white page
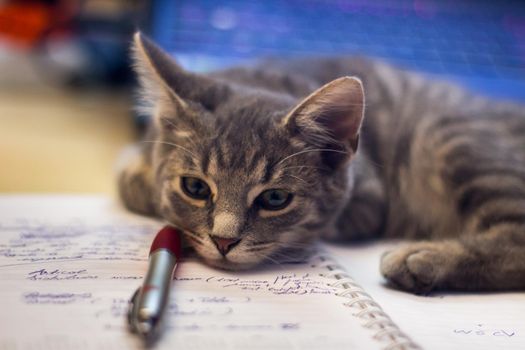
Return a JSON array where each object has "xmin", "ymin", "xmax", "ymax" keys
[
  {"xmin": 0, "ymin": 195, "xmax": 383, "ymax": 350},
  {"xmin": 325, "ymin": 242, "xmax": 525, "ymax": 350}
]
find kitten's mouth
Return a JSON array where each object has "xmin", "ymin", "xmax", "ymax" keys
[
  {"xmin": 200, "ymin": 255, "xmax": 259, "ymax": 271},
  {"xmin": 176, "ymin": 229, "xmax": 262, "ymax": 270},
  {"xmin": 178, "ymin": 228, "xmax": 313, "ymax": 270}
]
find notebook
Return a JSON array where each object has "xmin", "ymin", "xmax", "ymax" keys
[
  {"xmin": 324, "ymin": 242, "xmax": 525, "ymax": 350},
  {"xmin": 0, "ymin": 195, "xmax": 524, "ymax": 350}
]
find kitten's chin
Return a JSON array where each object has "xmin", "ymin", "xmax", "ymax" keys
[
  {"xmin": 202, "ymin": 257, "xmax": 261, "ymax": 271},
  {"xmin": 199, "ymin": 246, "xmax": 316, "ymax": 271}
]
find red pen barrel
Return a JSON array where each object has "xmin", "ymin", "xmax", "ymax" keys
[
  {"xmin": 129, "ymin": 226, "xmax": 182, "ymax": 337},
  {"xmin": 134, "ymin": 249, "xmax": 178, "ymax": 335}
]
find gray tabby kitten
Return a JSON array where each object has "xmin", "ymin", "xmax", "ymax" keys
[{"xmin": 119, "ymin": 33, "xmax": 525, "ymax": 294}]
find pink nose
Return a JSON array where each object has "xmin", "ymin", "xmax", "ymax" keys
[{"xmin": 211, "ymin": 236, "xmax": 241, "ymax": 256}]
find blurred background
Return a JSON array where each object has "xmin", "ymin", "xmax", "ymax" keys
[{"xmin": 1, "ymin": 0, "xmax": 524, "ymax": 194}]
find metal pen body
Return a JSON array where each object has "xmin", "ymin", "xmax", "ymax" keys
[{"xmin": 134, "ymin": 248, "xmax": 177, "ymax": 335}]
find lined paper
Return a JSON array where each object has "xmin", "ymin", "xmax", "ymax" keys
[
  {"xmin": 0, "ymin": 195, "xmax": 379, "ymax": 350},
  {"xmin": 325, "ymin": 242, "xmax": 525, "ymax": 350}
]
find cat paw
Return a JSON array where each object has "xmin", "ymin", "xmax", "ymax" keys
[{"xmin": 380, "ymin": 243, "xmax": 460, "ymax": 294}]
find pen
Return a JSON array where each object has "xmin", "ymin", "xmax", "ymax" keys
[{"xmin": 128, "ymin": 226, "xmax": 182, "ymax": 340}]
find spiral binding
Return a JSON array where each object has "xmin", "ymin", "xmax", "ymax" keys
[{"xmin": 312, "ymin": 253, "xmax": 423, "ymax": 350}]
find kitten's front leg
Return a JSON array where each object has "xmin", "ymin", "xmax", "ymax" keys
[
  {"xmin": 117, "ymin": 145, "xmax": 157, "ymax": 216},
  {"xmin": 380, "ymin": 228, "xmax": 525, "ymax": 293},
  {"xmin": 380, "ymin": 240, "xmax": 464, "ymax": 293},
  {"xmin": 381, "ymin": 152, "xmax": 525, "ymax": 293}
]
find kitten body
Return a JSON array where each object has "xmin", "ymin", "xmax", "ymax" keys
[{"xmin": 119, "ymin": 33, "xmax": 525, "ymax": 294}]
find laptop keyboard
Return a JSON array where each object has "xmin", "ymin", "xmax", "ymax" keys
[{"xmin": 153, "ymin": 0, "xmax": 525, "ymax": 100}]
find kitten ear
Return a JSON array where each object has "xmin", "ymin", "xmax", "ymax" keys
[
  {"xmin": 283, "ymin": 76, "xmax": 365, "ymax": 168},
  {"xmin": 132, "ymin": 32, "xmax": 229, "ymax": 113}
]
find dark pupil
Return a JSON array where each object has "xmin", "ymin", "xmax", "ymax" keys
[
  {"xmin": 182, "ymin": 177, "xmax": 210, "ymax": 199},
  {"xmin": 267, "ymin": 191, "xmax": 285, "ymax": 205}
]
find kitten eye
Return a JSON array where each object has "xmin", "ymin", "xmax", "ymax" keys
[
  {"xmin": 256, "ymin": 189, "xmax": 293, "ymax": 211},
  {"xmin": 181, "ymin": 177, "xmax": 211, "ymax": 200}
]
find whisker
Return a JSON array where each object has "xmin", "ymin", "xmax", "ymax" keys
[
  {"xmin": 274, "ymin": 240, "xmax": 315, "ymax": 250},
  {"xmin": 276, "ymin": 148, "xmax": 349, "ymax": 166},
  {"xmin": 185, "ymin": 235, "xmax": 204, "ymax": 246},
  {"xmin": 247, "ymin": 239, "xmax": 313, "ymax": 264},
  {"xmin": 160, "ymin": 117, "xmax": 178, "ymax": 130},
  {"xmin": 272, "ymin": 242, "xmax": 310, "ymax": 251},
  {"xmin": 247, "ymin": 240, "xmax": 274, "ymax": 246},
  {"xmin": 141, "ymin": 140, "xmax": 199, "ymax": 161},
  {"xmin": 180, "ymin": 230, "xmax": 205, "ymax": 244},
  {"xmin": 269, "ymin": 248, "xmax": 311, "ymax": 263},
  {"xmin": 280, "ymin": 165, "xmax": 329, "ymax": 172},
  {"xmin": 281, "ymin": 173, "xmax": 309, "ymax": 184},
  {"xmin": 157, "ymin": 118, "xmax": 202, "ymax": 147},
  {"xmin": 250, "ymin": 250, "xmax": 282, "ymax": 265},
  {"xmin": 245, "ymin": 246, "xmax": 270, "ymax": 253},
  {"xmin": 367, "ymin": 158, "xmax": 385, "ymax": 170},
  {"xmin": 245, "ymin": 243, "xmax": 273, "ymax": 252}
]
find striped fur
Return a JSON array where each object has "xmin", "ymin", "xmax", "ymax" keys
[{"xmin": 118, "ymin": 33, "xmax": 525, "ymax": 293}]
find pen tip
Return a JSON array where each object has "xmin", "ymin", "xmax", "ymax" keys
[{"xmin": 137, "ymin": 320, "xmax": 153, "ymax": 336}]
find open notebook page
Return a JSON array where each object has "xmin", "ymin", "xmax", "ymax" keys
[
  {"xmin": 0, "ymin": 195, "xmax": 382, "ymax": 350},
  {"xmin": 325, "ymin": 242, "xmax": 525, "ymax": 350}
]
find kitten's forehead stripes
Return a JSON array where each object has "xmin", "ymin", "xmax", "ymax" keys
[
  {"xmin": 200, "ymin": 149, "xmax": 211, "ymax": 175},
  {"xmin": 182, "ymin": 153, "xmax": 197, "ymax": 168},
  {"xmin": 214, "ymin": 141, "xmax": 226, "ymax": 170}
]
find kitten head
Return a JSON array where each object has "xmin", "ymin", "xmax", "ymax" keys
[{"xmin": 132, "ymin": 33, "xmax": 365, "ymax": 269}]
